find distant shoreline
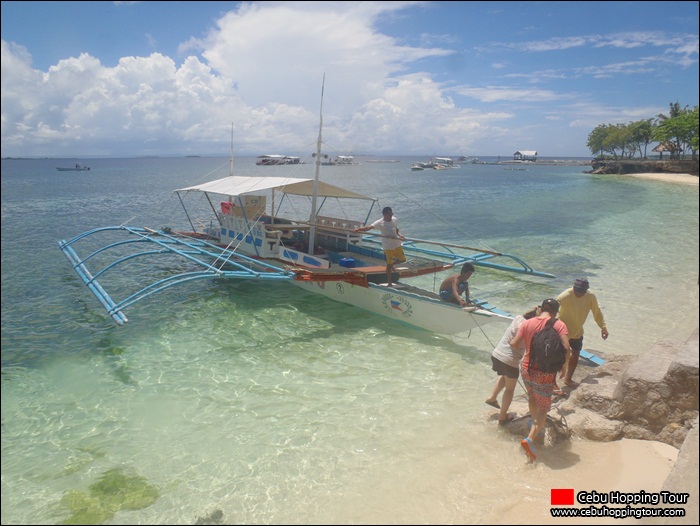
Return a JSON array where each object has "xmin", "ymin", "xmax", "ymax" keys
[{"xmin": 497, "ymin": 159, "xmax": 591, "ymax": 166}]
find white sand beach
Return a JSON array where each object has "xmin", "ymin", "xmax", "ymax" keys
[
  {"xmin": 615, "ymin": 172, "xmax": 699, "ymax": 185},
  {"xmin": 494, "ymin": 438, "xmax": 679, "ymax": 525},
  {"xmin": 482, "ymin": 332, "xmax": 697, "ymax": 526}
]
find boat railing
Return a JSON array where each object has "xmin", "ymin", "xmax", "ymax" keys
[
  {"xmin": 303, "ymin": 216, "xmax": 365, "ymax": 250},
  {"xmin": 315, "ymin": 215, "xmax": 364, "ymax": 232}
]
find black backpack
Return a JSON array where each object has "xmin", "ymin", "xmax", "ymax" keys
[{"xmin": 529, "ymin": 317, "xmax": 567, "ymax": 373}]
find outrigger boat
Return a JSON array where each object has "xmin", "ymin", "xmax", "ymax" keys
[
  {"xmin": 58, "ymin": 82, "xmax": 556, "ymax": 334},
  {"xmin": 56, "ymin": 163, "xmax": 91, "ymax": 171}
]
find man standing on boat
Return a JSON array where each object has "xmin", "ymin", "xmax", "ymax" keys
[{"xmin": 353, "ymin": 207, "xmax": 406, "ymax": 286}]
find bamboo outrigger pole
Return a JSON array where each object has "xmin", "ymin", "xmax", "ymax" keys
[
  {"xmin": 401, "ymin": 237, "xmax": 503, "ymax": 256},
  {"xmin": 300, "ymin": 219, "xmax": 504, "ymax": 256}
]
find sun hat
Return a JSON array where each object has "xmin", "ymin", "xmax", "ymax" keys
[{"xmin": 573, "ymin": 278, "xmax": 590, "ymax": 292}]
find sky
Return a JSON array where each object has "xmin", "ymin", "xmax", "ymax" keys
[{"xmin": 1, "ymin": 1, "xmax": 698, "ymax": 159}]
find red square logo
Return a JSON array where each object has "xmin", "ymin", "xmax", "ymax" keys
[{"xmin": 551, "ymin": 488, "xmax": 575, "ymax": 505}]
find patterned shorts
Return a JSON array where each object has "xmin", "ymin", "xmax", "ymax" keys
[{"xmin": 520, "ymin": 366, "xmax": 556, "ymax": 411}]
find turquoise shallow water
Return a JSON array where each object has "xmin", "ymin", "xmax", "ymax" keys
[{"xmin": 2, "ymin": 157, "xmax": 698, "ymax": 524}]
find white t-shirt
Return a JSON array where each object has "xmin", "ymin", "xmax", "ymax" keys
[
  {"xmin": 371, "ymin": 216, "xmax": 402, "ymax": 250},
  {"xmin": 491, "ymin": 315, "xmax": 526, "ymax": 369}
]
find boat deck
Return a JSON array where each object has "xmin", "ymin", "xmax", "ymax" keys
[{"xmin": 332, "ymin": 251, "xmax": 452, "ymax": 281}]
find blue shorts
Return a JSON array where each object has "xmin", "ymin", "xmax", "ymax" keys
[{"xmin": 439, "ymin": 282, "xmax": 466, "ymax": 301}]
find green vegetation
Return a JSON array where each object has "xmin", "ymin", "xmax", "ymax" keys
[
  {"xmin": 587, "ymin": 102, "xmax": 699, "ymax": 160},
  {"xmin": 58, "ymin": 468, "xmax": 159, "ymax": 524}
]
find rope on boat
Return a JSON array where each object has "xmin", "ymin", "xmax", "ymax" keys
[{"xmin": 378, "ymin": 186, "xmax": 502, "ymax": 255}]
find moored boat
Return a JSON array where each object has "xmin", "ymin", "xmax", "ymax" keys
[
  {"xmin": 56, "ymin": 163, "xmax": 90, "ymax": 171},
  {"xmin": 255, "ymin": 155, "xmax": 301, "ymax": 165},
  {"xmin": 322, "ymin": 155, "xmax": 358, "ymax": 166},
  {"xmin": 58, "ymin": 84, "xmax": 555, "ymax": 334}
]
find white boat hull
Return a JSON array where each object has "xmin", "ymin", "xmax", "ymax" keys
[
  {"xmin": 206, "ymin": 208, "xmax": 514, "ymax": 334},
  {"xmin": 290, "ymin": 278, "xmax": 511, "ymax": 334}
]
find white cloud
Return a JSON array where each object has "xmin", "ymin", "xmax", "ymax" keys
[
  {"xmin": 455, "ymin": 86, "xmax": 565, "ymax": 103},
  {"xmin": 1, "ymin": 3, "xmax": 697, "ymax": 158}
]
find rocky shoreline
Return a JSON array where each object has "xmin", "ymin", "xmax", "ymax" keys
[
  {"xmin": 588, "ymin": 159, "xmax": 699, "ymax": 176},
  {"xmin": 561, "ymin": 331, "xmax": 698, "ymax": 448},
  {"xmin": 500, "ymin": 329, "xmax": 699, "ymax": 524}
]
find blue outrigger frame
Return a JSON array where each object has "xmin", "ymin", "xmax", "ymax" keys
[
  {"xmin": 58, "ymin": 225, "xmax": 295, "ymax": 326},
  {"xmin": 59, "ymin": 225, "xmax": 604, "ymax": 367},
  {"xmin": 58, "ymin": 223, "xmax": 555, "ymax": 327}
]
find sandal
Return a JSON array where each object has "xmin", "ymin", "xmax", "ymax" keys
[
  {"xmin": 553, "ymin": 388, "xmax": 568, "ymax": 397},
  {"xmin": 498, "ymin": 414, "xmax": 515, "ymax": 426},
  {"xmin": 521, "ymin": 437, "xmax": 536, "ymax": 462},
  {"xmin": 564, "ymin": 380, "xmax": 579, "ymax": 388},
  {"xmin": 485, "ymin": 399, "xmax": 500, "ymax": 409}
]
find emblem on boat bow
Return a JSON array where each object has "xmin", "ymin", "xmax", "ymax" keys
[{"xmin": 381, "ymin": 292, "xmax": 413, "ymax": 317}]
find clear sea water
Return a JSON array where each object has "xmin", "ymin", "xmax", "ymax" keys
[{"xmin": 2, "ymin": 156, "xmax": 698, "ymax": 524}]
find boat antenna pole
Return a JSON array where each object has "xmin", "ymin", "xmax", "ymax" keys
[
  {"xmin": 229, "ymin": 123, "xmax": 234, "ymax": 178},
  {"xmin": 308, "ymin": 74, "xmax": 325, "ymax": 254}
]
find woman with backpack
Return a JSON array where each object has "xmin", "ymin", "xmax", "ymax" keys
[
  {"xmin": 485, "ymin": 305, "xmax": 540, "ymax": 425},
  {"xmin": 509, "ymin": 298, "xmax": 570, "ymax": 463}
]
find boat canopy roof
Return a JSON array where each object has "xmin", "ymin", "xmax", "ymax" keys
[{"xmin": 176, "ymin": 176, "xmax": 375, "ymax": 201}]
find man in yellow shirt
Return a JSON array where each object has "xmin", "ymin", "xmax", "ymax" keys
[{"xmin": 556, "ymin": 278, "xmax": 609, "ymax": 388}]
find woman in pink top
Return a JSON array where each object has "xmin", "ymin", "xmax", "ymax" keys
[{"xmin": 510, "ymin": 298, "xmax": 570, "ymax": 462}]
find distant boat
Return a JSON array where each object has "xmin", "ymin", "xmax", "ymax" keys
[
  {"xmin": 56, "ymin": 163, "xmax": 90, "ymax": 171},
  {"xmin": 414, "ymin": 157, "xmax": 459, "ymax": 170},
  {"xmin": 255, "ymin": 155, "xmax": 301, "ymax": 166},
  {"xmin": 455, "ymin": 156, "xmax": 486, "ymax": 164},
  {"xmin": 433, "ymin": 157, "xmax": 460, "ymax": 169},
  {"xmin": 322, "ymin": 155, "xmax": 359, "ymax": 166},
  {"xmin": 410, "ymin": 163, "xmax": 424, "ymax": 171}
]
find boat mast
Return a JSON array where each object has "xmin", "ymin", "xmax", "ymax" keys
[
  {"xmin": 308, "ymin": 75, "xmax": 325, "ymax": 254},
  {"xmin": 229, "ymin": 123, "xmax": 234, "ymax": 178},
  {"xmin": 228, "ymin": 123, "xmax": 235, "ymax": 209}
]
